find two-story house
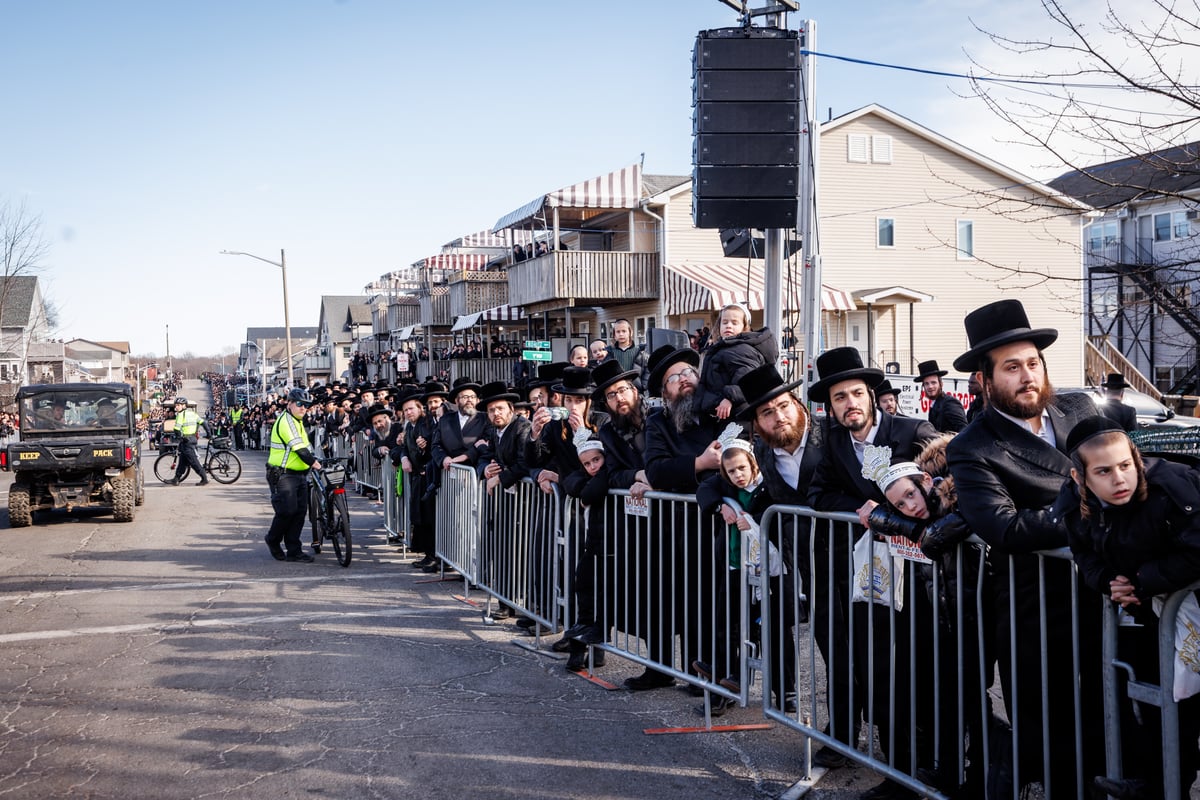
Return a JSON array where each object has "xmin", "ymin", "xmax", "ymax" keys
[{"xmin": 1050, "ymin": 141, "xmax": 1200, "ymax": 395}]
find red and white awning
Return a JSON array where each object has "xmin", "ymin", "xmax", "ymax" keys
[
  {"xmin": 663, "ymin": 263, "xmax": 856, "ymax": 316},
  {"xmin": 493, "ymin": 163, "xmax": 644, "ymax": 231},
  {"xmin": 422, "ymin": 253, "xmax": 493, "ymax": 271}
]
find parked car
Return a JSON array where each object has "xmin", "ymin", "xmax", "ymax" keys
[{"xmin": 1057, "ymin": 387, "xmax": 1200, "ymax": 430}]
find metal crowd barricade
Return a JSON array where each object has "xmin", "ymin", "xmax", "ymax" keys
[
  {"xmin": 434, "ymin": 463, "xmax": 482, "ymax": 587},
  {"xmin": 324, "ymin": 431, "xmax": 351, "ymax": 461},
  {"xmin": 754, "ymin": 503, "xmax": 1134, "ymax": 800},
  {"xmin": 1101, "ymin": 580, "xmax": 1200, "ymax": 800},
  {"xmin": 351, "ymin": 431, "xmax": 383, "ymax": 496},
  {"xmin": 472, "ymin": 477, "xmax": 561, "ymax": 630},
  {"xmin": 380, "ymin": 460, "xmax": 412, "ymax": 550},
  {"xmin": 577, "ymin": 489, "xmax": 746, "ymax": 713}
]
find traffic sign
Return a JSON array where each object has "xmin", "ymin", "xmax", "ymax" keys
[
  {"xmin": 523, "ymin": 350, "xmax": 553, "ymax": 362},
  {"xmin": 524, "ymin": 340, "xmax": 551, "ymax": 350}
]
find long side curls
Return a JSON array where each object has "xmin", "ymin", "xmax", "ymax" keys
[{"xmin": 1069, "ymin": 430, "xmax": 1147, "ymax": 520}]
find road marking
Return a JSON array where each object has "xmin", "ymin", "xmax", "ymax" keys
[
  {"xmin": 6, "ymin": 572, "xmax": 399, "ymax": 602},
  {"xmin": 0, "ymin": 605, "xmax": 436, "ymax": 644}
]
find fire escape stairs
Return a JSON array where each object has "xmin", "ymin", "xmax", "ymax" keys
[{"xmin": 1112, "ymin": 261, "xmax": 1200, "ymax": 395}]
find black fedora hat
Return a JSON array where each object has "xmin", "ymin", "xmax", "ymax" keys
[
  {"xmin": 552, "ymin": 366, "xmax": 596, "ymax": 397},
  {"xmin": 646, "ymin": 344, "xmax": 700, "ymax": 397},
  {"xmin": 808, "ymin": 347, "xmax": 884, "ymax": 404},
  {"xmin": 590, "ymin": 359, "xmax": 641, "ymax": 405},
  {"xmin": 366, "ymin": 402, "xmax": 393, "ymax": 421},
  {"xmin": 528, "ymin": 362, "xmax": 568, "ymax": 390},
  {"xmin": 734, "ymin": 364, "xmax": 804, "ymax": 421},
  {"xmin": 421, "ymin": 381, "xmax": 449, "ymax": 400},
  {"xmin": 876, "ymin": 379, "xmax": 902, "ymax": 399},
  {"xmin": 478, "ymin": 380, "xmax": 520, "ymax": 408},
  {"xmin": 914, "ymin": 360, "xmax": 948, "ymax": 382},
  {"xmin": 952, "ymin": 299, "xmax": 1058, "ymax": 372},
  {"xmin": 394, "ymin": 385, "xmax": 424, "ymax": 408},
  {"xmin": 1101, "ymin": 372, "xmax": 1131, "ymax": 390},
  {"xmin": 448, "ymin": 376, "xmax": 482, "ymax": 402}
]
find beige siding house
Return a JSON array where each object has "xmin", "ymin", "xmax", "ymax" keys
[{"xmin": 818, "ymin": 105, "xmax": 1090, "ymax": 385}]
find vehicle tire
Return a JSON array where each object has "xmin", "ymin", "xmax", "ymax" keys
[
  {"xmin": 207, "ymin": 450, "xmax": 242, "ymax": 484},
  {"xmin": 8, "ymin": 485, "xmax": 31, "ymax": 528},
  {"xmin": 135, "ymin": 468, "xmax": 145, "ymax": 506},
  {"xmin": 154, "ymin": 452, "xmax": 189, "ymax": 483},
  {"xmin": 308, "ymin": 484, "xmax": 324, "ymax": 553},
  {"xmin": 330, "ymin": 493, "xmax": 351, "ymax": 567},
  {"xmin": 112, "ymin": 477, "xmax": 135, "ymax": 522}
]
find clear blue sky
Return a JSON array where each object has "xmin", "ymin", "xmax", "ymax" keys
[{"xmin": 1, "ymin": 0, "xmax": 1098, "ymax": 358}]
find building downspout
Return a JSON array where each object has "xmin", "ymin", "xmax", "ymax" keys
[{"xmin": 640, "ymin": 200, "xmax": 666, "ymax": 329}]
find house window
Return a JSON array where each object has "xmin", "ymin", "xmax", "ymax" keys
[
  {"xmin": 871, "ymin": 135, "xmax": 893, "ymax": 164},
  {"xmin": 877, "ymin": 218, "xmax": 895, "ymax": 248},
  {"xmin": 1154, "ymin": 211, "xmax": 1191, "ymax": 242},
  {"xmin": 342, "ymin": 346, "xmax": 351, "ymax": 358},
  {"xmin": 634, "ymin": 316, "xmax": 656, "ymax": 344},
  {"xmin": 1086, "ymin": 220, "xmax": 1119, "ymax": 252},
  {"xmin": 957, "ymin": 220, "xmax": 975, "ymax": 259},
  {"xmin": 847, "ymin": 134, "xmax": 868, "ymax": 163}
]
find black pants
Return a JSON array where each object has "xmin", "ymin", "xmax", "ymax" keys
[
  {"xmin": 233, "ymin": 424, "xmax": 244, "ymax": 450},
  {"xmin": 175, "ymin": 437, "xmax": 205, "ymax": 482},
  {"xmin": 267, "ymin": 471, "xmax": 309, "ymax": 557}
]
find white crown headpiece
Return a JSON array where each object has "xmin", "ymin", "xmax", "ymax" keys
[
  {"xmin": 860, "ymin": 444, "xmax": 923, "ymax": 493},
  {"xmin": 717, "ymin": 422, "xmax": 753, "ymax": 455},
  {"xmin": 573, "ymin": 427, "xmax": 604, "ymax": 455}
]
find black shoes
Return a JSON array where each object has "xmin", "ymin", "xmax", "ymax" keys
[
  {"xmin": 859, "ymin": 778, "xmax": 917, "ymax": 800},
  {"xmin": 411, "ymin": 555, "xmax": 435, "ymax": 569},
  {"xmin": 285, "ymin": 552, "xmax": 315, "ymax": 563},
  {"xmin": 386, "ymin": 535, "xmax": 403, "ymax": 546},
  {"xmin": 515, "ymin": 616, "xmax": 536, "ymax": 629},
  {"xmin": 624, "ymin": 669, "xmax": 675, "ymax": 691},
  {"xmin": 198, "ymin": 479, "xmax": 209, "ymax": 486},
  {"xmin": 264, "ymin": 535, "xmax": 285, "ymax": 561},
  {"xmin": 692, "ymin": 660, "xmax": 714, "ymax": 682},
  {"xmin": 564, "ymin": 622, "xmax": 604, "ymax": 644},
  {"xmin": 490, "ymin": 605, "xmax": 512, "ymax": 620},
  {"xmin": 811, "ymin": 747, "xmax": 851, "ymax": 769},
  {"xmin": 550, "ymin": 636, "xmax": 573, "ymax": 653},
  {"xmin": 565, "ymin": 646, "xmax": 606, "ymax": 672},
  {"xmin": 706, "ymin": 695, "xmax": 737, "ymax": 717},
  {"xmin": 165, "ymin": 478, "xmax": 180, "ymax": 486},
  {"xmin": 1092, "ymin": 776, "xmax": 1149, "ymax": 800}
]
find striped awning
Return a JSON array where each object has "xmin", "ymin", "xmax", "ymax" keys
[
  {"xmin": 663, "ymin": 263, "xmax": 856, "ymax": 316},
  {"xmin": 493, "ymin": 163, "xmax": 643, "ymax": 231},
  {"xmin": 480, "ymin": 303, "xmax": 524, "ymax": 321},
  {"xmin": 422, "ymin": 253, "xmax": 493, "ymax": 271}
]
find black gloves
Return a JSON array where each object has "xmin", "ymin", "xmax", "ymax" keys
[
  {"xmin": 867, "ymin": 505, "xmax": 925, "ymax": 543},
  {"xmin": 918, "ymin": 512, "xmax": 971, "ymax": 559}
]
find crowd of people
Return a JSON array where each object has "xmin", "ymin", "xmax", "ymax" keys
[{"xmin": 176, "ymin": 304, "xmax": 1194, "ymax": 799}]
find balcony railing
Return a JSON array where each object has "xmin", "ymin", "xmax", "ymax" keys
[{"xmin": 506, "ymin": 250, "xmax": 659, "ymax": 309}]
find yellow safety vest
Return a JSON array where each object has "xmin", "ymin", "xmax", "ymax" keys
[
  {"xmin": 175, "ymin": 409, "xmax": 201, "ymax": 437},
  {"xmin": 268, "ymin": 411, "xmax": 311, "ymax": 471},
  {"xmin": 231, "ymin": 409, "xmax": 244, "ymax": 424}
]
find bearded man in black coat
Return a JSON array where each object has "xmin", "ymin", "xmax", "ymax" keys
[
  {"xmin": 945, "ymin": 299, "xmax": 1104, "ymax": 798},
  {"xmin": 807, "ymin": 347, "xmax": 937, "ymax": 800}
]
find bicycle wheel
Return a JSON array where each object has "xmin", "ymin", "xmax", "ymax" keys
[
  {"xmin": 308, "ymin": 483, "xmax": 324, "ymax": 553},
  {"xmin": 154, "ymin": 452, "xmax": 189, "ymax": 483},
  {"xmin": 330, "ymin": 493, "xmax": 351, "ymax": 567},
  {"xmin": 206, "ymin": 449, "xmax": 242, "ymax": 484}
]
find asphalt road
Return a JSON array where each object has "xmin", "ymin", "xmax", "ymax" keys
[{"xmin": 0, "ymin": 381, "xmax": 883, "ymax": 800}]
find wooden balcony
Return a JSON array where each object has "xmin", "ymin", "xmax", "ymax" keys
[
  {"xmin": 506, "ymin": 251, "xmax": 659, "ymax": 311},
  {"xmin": 448, "ymin": 271, "xmax": 509, "ymax": 317}
]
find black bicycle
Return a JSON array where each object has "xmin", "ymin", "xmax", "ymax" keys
[
  {"xmin": 309, "ymin": 458, "xmax": 351, "ymax": 567},
  {"xmin": 153, "ymin": 436, "xmax": 243, "ymax": 484}
]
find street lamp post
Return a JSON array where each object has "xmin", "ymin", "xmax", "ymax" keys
[
  {"xmin": 221, "ymin": 249, "xmax": 294, "ymax": 388},
  {"xmin": 243, "ymin": 341, "xmax": 262, "ymax": 404}
]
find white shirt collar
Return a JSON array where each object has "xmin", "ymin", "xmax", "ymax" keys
[{"xmin": 994, "ymin": 406, "xmax": 1057, "ymax": 447}]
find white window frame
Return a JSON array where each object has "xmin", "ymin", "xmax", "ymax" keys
[
  {"xmin": 877, "ymin": 217, "xmax": 895, "ymax": 248},
  {"xmin": 847, "ymin": 134, "xmax": 868, "ymax": 163},
  {"xmin": 957, "ymin": 219, "xmax": 975, "ymax": 260}
]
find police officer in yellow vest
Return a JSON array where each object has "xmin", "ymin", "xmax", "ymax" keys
[
  {"xmin": 167, "ymin": 396, "xmax": 208, "ymax": 486},
  {"xmin": 230, "ymin": 403, "xmax": 246, "ymax": 451},
  {"xmin": 265, "ymin": 388, "xmax": 322, "ymax": 562}
]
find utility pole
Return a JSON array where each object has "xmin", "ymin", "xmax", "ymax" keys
[{"xmin": 797, "ymin": 17, "xmax": 823, "ymax": 401}]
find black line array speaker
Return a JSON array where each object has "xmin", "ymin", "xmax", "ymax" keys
[{"xmin": 692, "ymin": 27, "xmax": 802, "ymax": 230}]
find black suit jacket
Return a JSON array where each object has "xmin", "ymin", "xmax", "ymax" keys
[
  {"xmin": 928, "ymin": 393, "xmax": 968, "ymax": 434},
  {"xmin": 644, "ymin": 407, "xmax": 723, "ymax": 494},
  {"xmin": 433, "ymin": 412, "xmax": 488, "ymax": 467},
  {"xmin": 476, "ymin": 416, "xmax": 531, "ymax": 488},
  {"xmin": 945, "ymin": 393, "xmax": 1095, "ymax": 553},
  {"xmin": 1099, "ymin": 398, "xmax": 1137, "ymax": 432},
  {"xmin": 597, "ymin": 414, "xmax": 647, "ymax": 490},
  {"xmin": 809, "ymin": 412, "xmax": 938, "ymax": 512}
]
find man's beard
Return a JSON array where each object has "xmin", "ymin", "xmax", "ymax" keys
[
  {"xmin": 611, "ymin": 400, "xmax": 644, "ymax": 433},
  {"xmin": 458, "ymin": 404, "xmax": 476, "ymax": 417},
  {"xmin": 665, "ymin": 394, "xmax": 698, "ymax": 433},
  {"xmin": 836, "ymin": 405, "xmax": 873, "ymax": 434},
  {"xmin": 761, "ymin": 416, "xmax": 805, "ymax": 450},
  {"xmin": 988, "ymin": 377, "xmax": 1055, "ymax": 420}
]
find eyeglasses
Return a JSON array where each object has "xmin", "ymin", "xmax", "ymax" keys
[
  {"xmin": 456, "ymin": 393, "xmax": 478, "ymax": 402},
  {"xmin": 664, "ymin": 367, "xmax": 698, "ymax": 386},
  {"xmin": 605, "ymin": 385, "xmax": 634, "ymax": 401}
]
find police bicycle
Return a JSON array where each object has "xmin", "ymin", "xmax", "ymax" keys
[
  {"xmin": 309, "ymin": 457, "xmax": 351, "ymax": 567},
  {"xmin": 153, "ymin": 435, "xmax": 243, "ymax": 484}
]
